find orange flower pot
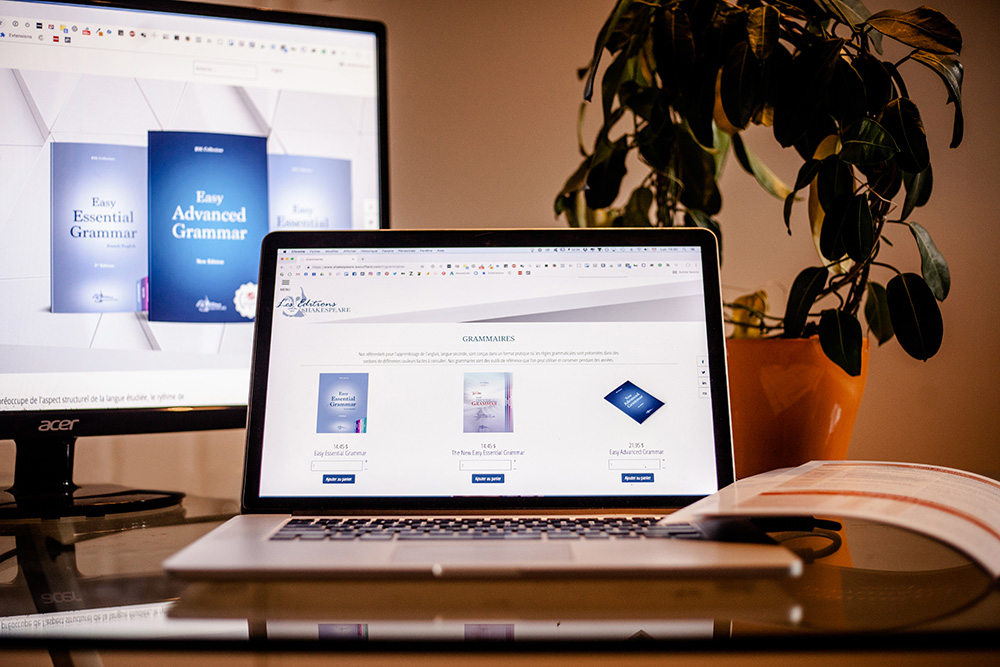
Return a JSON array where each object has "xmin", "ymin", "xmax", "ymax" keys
[{"xmin": 726, "ymin": 337, "xmax": 869, "ymax": 479}]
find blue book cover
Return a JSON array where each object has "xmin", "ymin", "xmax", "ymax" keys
[
  {"xmin": 604, "ymin": 380, "xmax": 664, "ymax": 424},
  {"xmin": 463, "ymin": 372, "xmax": 514, "ymax": 433},
  {"xmin": 147, "ymin": 131, "xmax": 268, "ymax": 322},
  {"xmin": 267, "ymin": 154, "xmax": 351, "ymax": 231},
  {"xmin": 317, "ymin": 374, "xmax": 369, "ymax": 434},
  {"xmin": 50, "ymin": 143, "xmax": 147, "ymax": 313}
]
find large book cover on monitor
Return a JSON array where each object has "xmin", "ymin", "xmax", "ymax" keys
[
  {"xmin": 147, "ymin": 131, "xmax": 268, "ymax": 322},
  {"xmin": 317, "ymin": 373, "xmax": 369, "ymax": 434},
  {"xmin": 267, "ymin": 154, "xmax": 352, "ymax": 231},
  {"xmin": 463, "ymin": 372, "xmax": 514, "ymax": 433},
  {"xmin": 50, "ymin": 143, "xmax": 147, "ymax": 313}
]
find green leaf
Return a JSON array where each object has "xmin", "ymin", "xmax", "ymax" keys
[
  {"xmin": 583, "ymin": 0, "xmax": 637, "ymax": 102},
  {"xmin": 652, "ymin": 6, "xmax": 695, "ymax": 94},
  {"xmin": 676, "ymin": 64, "xmax": 719, "ymax": 148},
  {"xmin": 793, "ymin": 159, "xmax": 822, "ymax": 192},
  {"xmin": 908, "ymin": 221, "xmax": 950, "ymax": 301},
  {"xmin": 683, "ymin": 3, "xmax": 749, "ymax": 146},
  {"xmin": 721, "ymin": 41, "xmax": 764, "ymax": 130},
  {"xmin": 817, "ymin": 156, "xmax": 854, "ymax": 212},
  {"xmin": 818, "ymin": 194, "xmax": 851, "ymax": 263},
  {"xmin": 556, "ymin": 156, "xmax": 592, "ymax": 204},
  {"xmin": 792, "ymin": 158, "xmax": 822, "ymax": 193},
  {"xmin": 880, "ymin": 98, "xmax": 929, "ymax": 174},
  {"xmin": 866, "ymin": 7, "xmax": 962, "ymax": 55},
  {"xmin": 839, "ymin": 118, "xmax": 898, "ymax": 166},
  {"xmin": 901, "ymin": 165, "xmax": 933, "ymax": 221},
  {"xmin": 783, "ymin": 159, "xmax": 822, "ymax": 233},
  {"xmin": 865, "ymin": 282, "xmax": 895, "ymax": 344},
  {"xmin": 618, "ymin": 84, "xmax": 658, "ymax": 124},
  {"xmin": 772, "ymin": 39, "xmax": 843, "ymax": 147},
  {"xmin": 585, "ymin": 136, "xmax": 629, "ymax": 209},
  {"xmin": 783, "ymin": 266, "xmax": 828, "ymax": 338},
  {"xmin": 886, "ymin": 272, "xmax": 944, "ymax": 361},
  {"xmin": 747, "ymin": 5, "xmax": 780, "ymax": 60},
  {"xmin": 601, "ymin": 45, "xmax": 630, "ymax": 122},
  {"xmin": 676, "ymin": 125, "xmax": 722, "ymax": 215},
  {"xmin": 636, "ymin": 99, "xmax": 675, "ymax": 172},
  {"xmin": 575, "ymin": 102, "xmax": 589, "ymax": 157},
  {"xmin": 732, "ymin": 133, "xmax": 793, "ymax": 201},
  {"xmin": 829, "ymin": 57, "xmax": 868, "ymax": 126},
  {"xmin": 712, "ymin": 122, "xmax": 732, "ymax": 177},
  {"xmin": 819, "ymin": 309, "xmax": 864, "ymax": 376},
  {"xmin": 623, "ymin": 186, "xmax": 654, "ymax": 227},
  {"xmin": 843, "ymin": 193, "xmax": 875, "ymax": 263},
  {"xmin": 792, "ymin": 114, "xmax": 838, "ymax": 164},
  {"xmin": 760, "ymin": 42, "xmax": 791, "ymax": 114},
  {"xmin": 909, "ymin": 51, "xmax": 964, "ymax": 148},
  {"xmin": 852, "ymin": 53, "xmax": 893, "ymax": 116}
]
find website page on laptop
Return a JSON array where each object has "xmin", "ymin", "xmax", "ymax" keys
[{"xmin": 258, "ymin": 245, "xmax": 720, "ymax": 499}]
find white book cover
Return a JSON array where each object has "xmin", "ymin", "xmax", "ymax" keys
[{"xmin": 463, "ymin": 372, "xmax": 513, "ymax": 434}]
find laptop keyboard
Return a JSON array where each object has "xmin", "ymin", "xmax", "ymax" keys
[{"xmin": 270, "ymin": 517, "xmax": 702, "ymax": 541}]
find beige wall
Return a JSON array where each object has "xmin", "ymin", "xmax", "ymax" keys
[{"xmin": 2, "ymin": 0, "xmax": 997, "ymax": 500}]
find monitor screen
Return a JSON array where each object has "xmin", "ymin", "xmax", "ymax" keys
[{"xmin": 0, "ymin": 0, "xmax": 388, "ymax": 517}]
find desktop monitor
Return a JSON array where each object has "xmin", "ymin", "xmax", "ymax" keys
[{"xmin": 0, "ymin": 0, "xmax": 389, "ymax": 518}]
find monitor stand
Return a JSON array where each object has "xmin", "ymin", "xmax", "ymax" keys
[{"xmin": 0, "ymin": 435, "xmax": 184, "ymax": 520}]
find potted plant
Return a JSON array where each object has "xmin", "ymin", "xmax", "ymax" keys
[{"xmin": 555, "ymin": 0, "xmax": 964, "ymax": 474}]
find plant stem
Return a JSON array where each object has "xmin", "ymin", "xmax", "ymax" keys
[{"xmin": 845, "ymin": 261, "xmax": 870, "ymax": 315}]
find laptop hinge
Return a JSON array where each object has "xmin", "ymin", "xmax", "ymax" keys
[{"xmin": 287, "ymin": 508, "xmax": 674, "ymax": 518}]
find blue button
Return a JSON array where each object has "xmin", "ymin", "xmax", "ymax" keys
[
  {"xmin": 472, "ymin": 474, "xmax": 505, "ymax": 484},
  {"xmin": 621, "ymin": 473, "xmax": 654, "ymax": 483},
  {"xmin": 323, "ymin": 474, "xmax": 356, "ymax": 484}
]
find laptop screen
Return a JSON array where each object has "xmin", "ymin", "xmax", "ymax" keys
[{"xmin": 245, "ymin": 229, "xmax": 733, "ymax": 512}]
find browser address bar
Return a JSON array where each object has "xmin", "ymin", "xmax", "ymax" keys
[{"xmin": 306, "ymin": 264, "xmax": 407, "ymax": 270}]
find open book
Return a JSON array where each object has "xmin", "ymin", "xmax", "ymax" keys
[{"xmin": 663, "ymin": 460, "xmax": 1000, "ymax": 579}]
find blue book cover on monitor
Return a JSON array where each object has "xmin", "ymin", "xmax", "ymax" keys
[
  {"xmin": 268, "ymin": 154, "xmax": 352, "ymax": 231},
  {"xmin": 147, "ymin": 131, "xmax": 268, "ymax": 322},
  {"xmin": 604, "ymin": 380, "xmax": 664, "ymax": 424},
  {"xmin": 50, "ymin": 143, "xmax": 147, "ymax": 313},
  {"xmin": 317, "ymin": 373, "xmax": 369, "ymax": 434},
  {"xmin": 463, "ymin": 372, "xmax": 514, "ymax": 434}
]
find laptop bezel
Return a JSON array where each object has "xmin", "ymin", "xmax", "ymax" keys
[{"xmin": 241, "ymin": 228, "xmax": 734, "ymax": 513}]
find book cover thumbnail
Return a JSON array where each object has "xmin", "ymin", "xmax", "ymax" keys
[
  {"xmin": 268, "ymin": 154, "xmax": 351, "ymax": 231},
  {"xmin": 50, "ymin": 143, "xmax": 147, "ymax": 313},
  {"xmin": 604, "ymin": 380, "xmax": 664, "ymax": 424},
  {"xmin": 463, "ymin": 372, "xmax": 514, "ymax": 434},
  {"xmin": 147, "ymin": 131, "xmax": 268, "ymax": 322},
  {"xmin": 317, "ymin": 373, "xmax": 369, "ymax": 434}
]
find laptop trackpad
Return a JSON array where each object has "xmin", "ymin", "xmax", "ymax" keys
[{"xmin": 390, "ymin": 542, "xmax": 573, "ymax": 565}]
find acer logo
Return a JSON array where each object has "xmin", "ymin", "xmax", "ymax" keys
[
  {"xmin": 40, "ymin": 591, "xmax": 83, "ymax": 605},
  {"xmin": 38, "ymin": 419, "xmax": 80, "ymax": 432}
]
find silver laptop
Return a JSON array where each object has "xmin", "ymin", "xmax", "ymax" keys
[{"xmin": 164, "ymin": 228, "xmax": 800, "ymax": 579}]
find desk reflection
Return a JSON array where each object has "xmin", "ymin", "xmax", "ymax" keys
[{"xmin": 0, "ymin": 501, "xmax": 997, "ymax": 651}]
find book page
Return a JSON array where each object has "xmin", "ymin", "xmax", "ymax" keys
[{"xmin": 666, "ymin": 461, "xmax": 1000, "ymax": 578}]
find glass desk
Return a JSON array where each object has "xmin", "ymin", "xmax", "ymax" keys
[{"xmin": 1, "ymin": 496, "xmax": 998, "ymax": 665}]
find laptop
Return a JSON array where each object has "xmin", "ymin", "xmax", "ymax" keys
[{"xmin": 164, "ymin": 228, "xmax": 800, "ymax": 579}]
